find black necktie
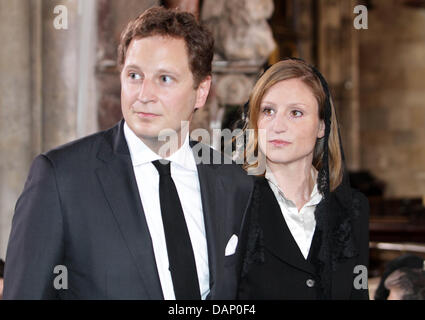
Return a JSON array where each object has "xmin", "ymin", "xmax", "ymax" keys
[{"xmin": 152, "ymin": 160, "xmax": 201, "ymax": 300}]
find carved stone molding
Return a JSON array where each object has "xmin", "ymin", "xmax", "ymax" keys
[{"xmin": 198, "ymin": 0, "xmax": 276, "ymax": 134}]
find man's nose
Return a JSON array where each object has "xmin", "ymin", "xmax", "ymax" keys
[{"xmin": 137, "ymin": 78, "xmax": 156, "ymax": 103}]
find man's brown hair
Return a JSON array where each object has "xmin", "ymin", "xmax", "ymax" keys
[{"xmin": 118, "ymin": 6, "xmax": 214, "ymax": 88}]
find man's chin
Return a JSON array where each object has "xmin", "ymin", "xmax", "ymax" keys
[
  {"xmin": 126, "ymin": 120, "xmax": 161, "ymax": 139},
  {"xmin": 134, "ymin": 131, "xmax": 163, "ymax": 142},
  {"xmin": 134, "ymin": 130, "xmax": 180, "ymax": 142},
  {"xmin": 126, "ymin": 120, "xmax": 184, "ymax": 143}
]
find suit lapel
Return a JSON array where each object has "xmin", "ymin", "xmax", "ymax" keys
[
  {"xmin": 259, "ymin": 179, "xmax": 315, "ymax": 275},
  {"xmin": 190, "ymin": 140, "xmax": 220, "ymax": 297},
  {"xmin": 96, "ymin": 120, "xmax": 163, "ymax": 299}
]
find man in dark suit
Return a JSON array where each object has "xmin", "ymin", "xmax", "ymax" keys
[
  {"xmin": 3, "ymin": 7, "xmax": 253, "ymax": 300},
  {"xmin": 0, "ymin": 259, "xmax": 4, "ymax": 299}
]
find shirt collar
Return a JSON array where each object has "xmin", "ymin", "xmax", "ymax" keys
[
  {"xmin": 123, "ymin": 122, "xmax": 197, "ymax": 172},
  {"xmin": 265, "ymin": 165, "xmax": 323, "ymax": 208}
]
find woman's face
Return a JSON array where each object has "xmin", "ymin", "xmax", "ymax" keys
[{"xmin": 257, "ymin": 78, "xmax": 325, "ymax": 166}]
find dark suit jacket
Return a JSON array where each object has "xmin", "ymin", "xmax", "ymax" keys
[
  {"xmin": 3, "ymin": 120, "xmax": 254, "ymax": 299},
  {"xmin": 238, "ymin": 177, "xmax": 369, "ymax": 300}
]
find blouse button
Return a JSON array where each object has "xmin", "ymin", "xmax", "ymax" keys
[{"xmin": 306, "ymin": 279, "xmax": 315, "ymax": 288}]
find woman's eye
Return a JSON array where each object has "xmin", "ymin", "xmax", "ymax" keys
[
  {"xmin": 160, "ymin": 75, "xmax": 173, "ymax": 83},
  {"xmin": 262, "ymin": 107, "xmax": 274, "ymax": 116},
  {"xmin": 291, "ymin": 110, "xmax": 303, "ymax": 117},
  {"xmin": 129, "ymin": 72, "xmax": 141, "ymax": 80}
]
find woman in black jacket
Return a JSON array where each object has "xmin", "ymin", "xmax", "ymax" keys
[{"xmin": 237, "ymin": 58, "xmax": 369, "ymax": 300}]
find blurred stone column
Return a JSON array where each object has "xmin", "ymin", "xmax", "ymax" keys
[
  {"xmin": 0, "ymin": 0, "xmax": 33, "ymax": 258},
  {"xmin": 41, "ymin": 0, "xmax": 79, "ymax": 151},
  {"xmin": 0, "ymin": 0, "xmax": 98, "ymax": 258}
]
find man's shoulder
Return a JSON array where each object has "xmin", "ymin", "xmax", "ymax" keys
[{"xmin": 42, "ymin": 125, "xmax": 115, "ymax": 165}]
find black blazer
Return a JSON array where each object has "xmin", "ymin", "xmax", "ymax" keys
[
  {"xmin": 3, "ymin": 120, "xmax": 254, "ymax": 300},
  {"xmin": 238, "ymin": 177, "xmax": 369, "ymax": 300}
]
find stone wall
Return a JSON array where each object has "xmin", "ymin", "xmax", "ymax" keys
[
  {"xmin": 359, "ymin": 0, "xmax": 425, "ymax": 198},
  {"xmin": 317, "ymin": 0, "xmax": 361, "ymax": 171}
]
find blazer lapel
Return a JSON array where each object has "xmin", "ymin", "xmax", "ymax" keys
[
  {"xmin": 259, "ymin": 179, "xmax": 316, "ymax": 275},
  {"xmin": 96, "ymin": 120, "xmax": 163, "ymax": 299},
  {"xmin": 331, "ymin": 258, "xmax": 357, "ymax": 299}
]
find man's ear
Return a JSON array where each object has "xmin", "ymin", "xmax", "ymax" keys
[
  {"xmin": 318, "ymin": 119, "xmax": 325, "ymax": 139},
  {"xmin": 194, "ymin": 76, "xmax": 212, "ymax": 110}
]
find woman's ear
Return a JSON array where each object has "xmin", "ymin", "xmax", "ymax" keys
[{"xmin": 317, "ymin": 120, "xmax": 325, "ymax": 139}]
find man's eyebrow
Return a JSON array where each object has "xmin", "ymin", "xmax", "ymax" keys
[
  {"xmin": 122, "ymin": 65, "xmax": 180, "ymax": 76},
  {"xmin": 123, "ymin": 64, "xmax": 141, "ymax": 71},
  {"xmin": 156, "ymin": 68, "xmax": 180, "ymax": 76}
]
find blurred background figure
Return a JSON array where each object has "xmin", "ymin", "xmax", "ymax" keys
[
  {"xmin": 374, "ymin": 254, "xmax": 425, "ymax": 300},
  {"xmin": 384, "ymin": 267, "xmax": 425, "ymax": 300}
]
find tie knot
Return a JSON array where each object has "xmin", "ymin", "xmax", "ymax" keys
[{"xmin": 152, "ymin": 160, "xmax": 171, "ymax": 176}]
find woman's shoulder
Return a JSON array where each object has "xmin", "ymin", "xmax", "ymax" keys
[
  {"xmin": 252, "ymin": 175, "xmax": 268, "ymax": 189},
  {"xmin": 327, "ymin": 186, "xmax": 369, "ymax": 235},
  {"xmin": 332, "ymin": 184, "xmax": 369, "ymax": 216},
  {"xmin": 351, "ymin": 189, "xmax": 370, "ymax": 216},
  {"xmin": 351, "ymin": 188, "xmax": 369, "ymax": 205},
  {"xmin": 348, "ymin": 189, "xmax": 370, "ymax": 234}
]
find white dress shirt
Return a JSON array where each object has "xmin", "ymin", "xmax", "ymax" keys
[
  {"xmin": 265, "ymin": 167, "xmax": 323, "ymax": 259},
  {"xmin": 124, "ymin": 123, "xmax": 210, "ymax": 300}
]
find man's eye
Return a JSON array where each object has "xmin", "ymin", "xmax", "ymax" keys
[
  {"xmin": 291, "ymin": 110, "xmax": 303, "ymax": 117},
  {"xmin": 160, "ymin": 75, "xmax": 173, "ymax": 83},
  {"xmin": 129, "ymin": 72, "xmax": 141, "ymax": 80}
]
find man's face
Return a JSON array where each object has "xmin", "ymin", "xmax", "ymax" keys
[{"xmin": 120, "ymin": 35, "xmax": 211, "ymax": 145}]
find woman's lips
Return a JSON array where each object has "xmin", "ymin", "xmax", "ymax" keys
[{"xmin": 269, "ymin": 139, "xmax": 291, "ymax": 147}]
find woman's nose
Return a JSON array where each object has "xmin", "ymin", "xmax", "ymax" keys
[{"xmin": 272, "ymin": 114, "xmax": 288, "ymax": 133}]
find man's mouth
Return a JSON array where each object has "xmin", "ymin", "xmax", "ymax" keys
[{"xmin": 134, "ymin": 111, "xmax": 160, "ymax": 119}]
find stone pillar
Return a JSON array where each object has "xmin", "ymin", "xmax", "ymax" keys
[
  {"xmin": 41, "ymin": 0, "xmax": 79, "ymax": 151},
  {"xmin": 0, "ymin": 0, "xmax": 99, "ymax": 258},
  {"xmin": 76, "ymin": 0, "xmax": 99, "ymax": 139},
  {"xmin": 0, "ymin": 0, "xmax": 33, "ymax": 258}
]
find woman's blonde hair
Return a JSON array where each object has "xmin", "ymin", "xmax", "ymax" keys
[{"xmin": 242, "ymin": 59, "xmax": 343, "ymax": 191}]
